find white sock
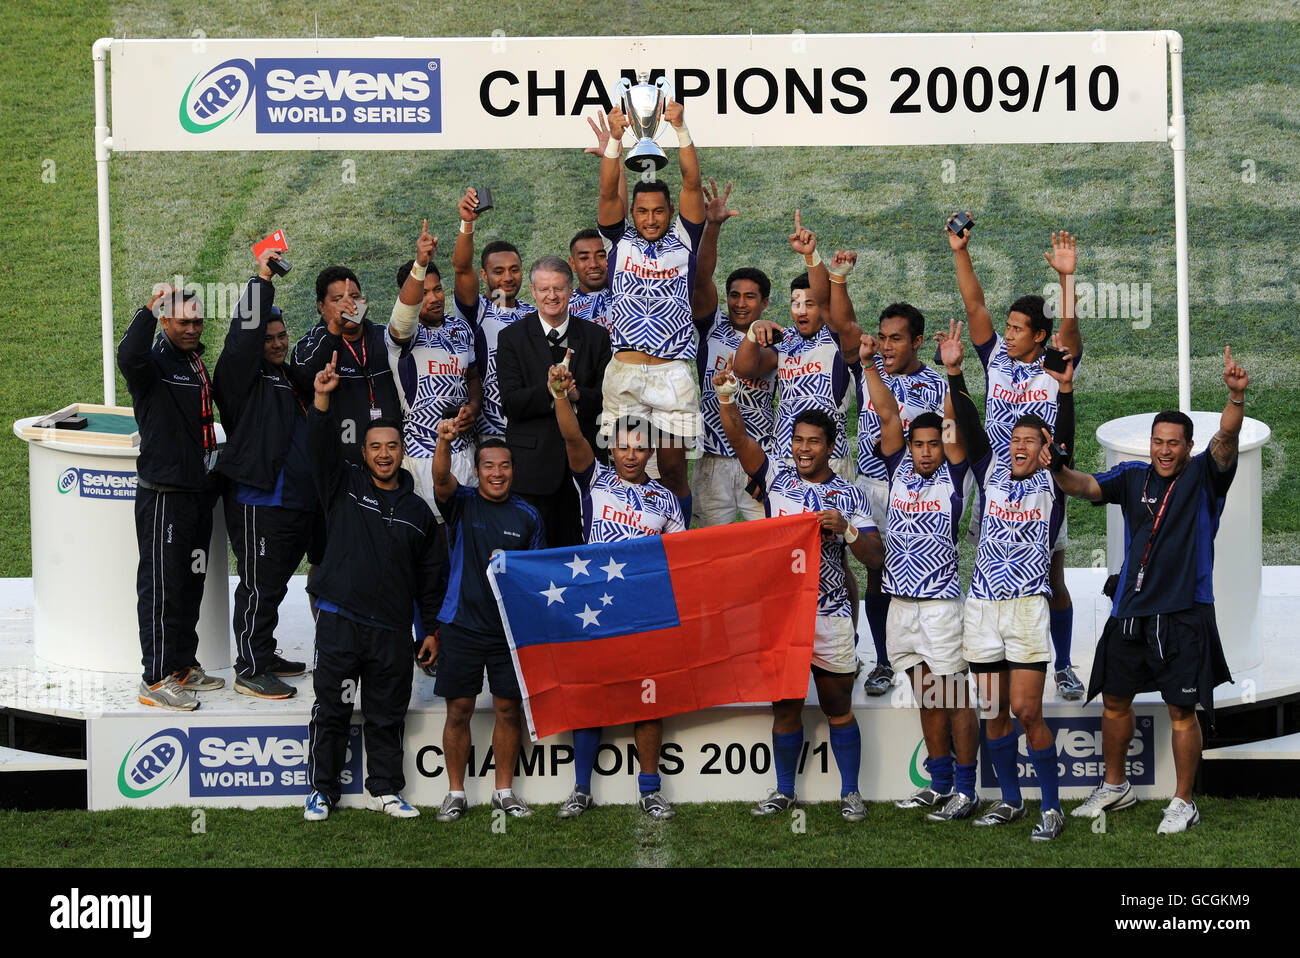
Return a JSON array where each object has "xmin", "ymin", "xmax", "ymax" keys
[
  {"xmin": 450, "ymin": 790, "xmax": 466, "ymax": 799},
  {"xmin": 495, "ymin": 787, "xmax": 514, "ymax": 798}
]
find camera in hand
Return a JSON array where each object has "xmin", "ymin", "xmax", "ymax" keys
[
  {"xmin": 1044, "ymin": 346, "xmax": 1069, "ymax": 373},
  {"xmin": 473, "ymin": 187, "xmax": 495, "ymax": 214},
  {"xmin": 268, "ymin": 255, "xmax": 291, "ymax": 277},
  {"xmin": 946, "ymin": 212, "xmax": 973, "ymax": 238}
]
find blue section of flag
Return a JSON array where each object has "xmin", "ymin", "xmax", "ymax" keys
[{"xmin": 490, "ymin": 537, "xmax": 680, "ymax": 647}]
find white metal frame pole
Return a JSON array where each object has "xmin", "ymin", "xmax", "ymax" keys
[
  {"xmin": 1166, "ymin": 30, "xmax": 1191, "ymax": 413},
  {"xmin": 93, "ymin": 38, "xmax": 116, "ymax": 406}
]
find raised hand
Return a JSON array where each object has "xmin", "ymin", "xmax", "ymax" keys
[
  {"xmin": 146, "ymin": 282, "xmax": 176, "ymax": 313},
  {"xmin": 585, "ymin": 110, "xmax": 613, "ymax": 157},
  {"xmin": 548, "ymin": 361, "xmax": 574, "ymax": 398},
  {"xmin": 415, "ymin": 219, "xmax": 436, "ymax": 266},
  {"xmin": 663, "ymin": 97, "xmax": 684, "ymax": 129},
  {"xmin": 458, "ymin": 188, "xmax": 480, "ymax": 224},
  {"xmin": 946, "ymin": 212, "xmax": 973, "ymax": 251},
  {"xmin": 256, "ymin": 249, "xmax": 281, "ymax": 281},
  {"xmin": 704, "ymin": 178, "xmax": 738, "ymax": 226},
  {"xmin": 453, "ymin": 404, "xmax": 475, "ymax": 432},
  {"xmin": 936, "ymin": 318, "xmax": 965, "ymax": 371},
  {"xmin": 436, "ymin": 418, "xmax": 459, "ymax": 442},
  {"xmin": 712, "ymin": 357, "xmax": 738, "ymax": 395},
  {"xmin": 1038, "ymin": 427, "xmax": 1056, "ymax": 470},
  {"xmin": 1043, "ymin": 332, "xmax": 1075, "ymax": 386},
  {"xmin": 859, "ymin": 333, "xmax": 879, "ymax": 364},
  {"xmin": 749, "ymin": 319, "xmax": 786, "ymax": 347},
  {"xmin": 607, "ymin": 104, "xmax": 629, "ymax": 142},
  {"xmin": 314, "ymin": 350, "xmax": 340, "ymax": 394},
  {"xmin": 789, "ymin": 209, "xmax": 817, "ymax": 257},
  {"xmin": 1224, "ymin": 346, "xmax": 1248, "ymax": 396},
  {"xmin": 1045, "ymin": 230, "xmax": 1076, "ymax": 276},
  {"xmin": 829, "ymin": 249, "xmax": 857, "ymax": 279}
]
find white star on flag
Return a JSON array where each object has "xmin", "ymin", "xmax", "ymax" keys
[
  {"xmin": 599, "ymin": 593, "xmax": 614, "ymax": 606},
  {"xmin": 601, "ymin": 556, "xmax": 626, "ymax": 581},
  {"xmin": 565, "ymin": 554, "xmax": 591, "ymax": 578},
  {"xmin": 575, "ymin": 604, "xmax": 602, "ymax": 628},
  {"xmin": 540, "ymin": 581, "xmax": 567, "ymax": 605}
]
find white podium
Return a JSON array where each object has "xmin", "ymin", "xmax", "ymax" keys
[
  {"xmin": 14, "ymin": 413, "xmax": 230, "ymax": 675},
  {"xmin": 1095, "ymin": 412, "xmax": 1270, "ymax": 672}
]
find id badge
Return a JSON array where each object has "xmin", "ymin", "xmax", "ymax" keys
[{"xmin": 369, "ymin": 407, "xmax": 382, "ymax": 421}]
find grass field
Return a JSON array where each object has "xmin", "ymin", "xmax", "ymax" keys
[{"xmin": 2, "ymin": 1, "xmax": 1298, "ymax": 868}]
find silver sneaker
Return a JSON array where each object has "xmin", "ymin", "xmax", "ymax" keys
[
  {"xmin": 751, "ymin": 790, "xmax": 797, "ymax": 816},
  {"xmin": 840, "ymin": 791, "xmax": 867, "ymax": 822},
  {"xmin": 972, "ymin": 799, "xmax": 1027, "ymax": 826},
  {"xmin": 176, "ymin": 666, "xmax": 225, "ymax": 691},
  {"xmin": 1072, "ymin": 780, "xmax": 1137, "ymax": 818},
  {"xmin": 491, "ymin": 791, "xmax": 534, "ymax": 818},
  {"xmin": 1156, "ymin": 797, "xmax": 1201, "ymax": 834},
  {"xmin": 927, "ymin": 792, "xmax": 978, "ymax": 821},
  {"xmin": 138, "ymin": 676, "xmax": 198, "ymax": 711},
  {"xmin": 1031, "ymin": 807, "xmax": 1066, "ymax": 841},
  {"xmin": 863, "ymin": 663, "xmax": 895, "ymax": 696},
  {"xmin": 1054, "ymin": 666, "xmax": 1085, "ymax": 701},
  {"xmin": 436, "ymin": 793, "xmax": 467, "ymax": 822},
  {"xmin": 638, "ymin": 790, "xmax": 675, "ymax": 820},
  {"xmin": 557, "ymin": 790, "xmax": 593, "ymax": 819},
  {"xmin": 895, "ymin": 785, "xmax": 953, "ymax": 809}
]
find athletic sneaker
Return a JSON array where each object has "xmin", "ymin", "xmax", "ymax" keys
[
  {"xmin": 926, "ymin": 792, "xmax": 978, "ymax": 821},
  {"xmin": 894, "ymin": 785, "xmax": 952, "ymax": 809},
  {"xmin": 863, "ymin": 663, "xmax": 895, "ymax": 696},
  {"xmin": 138, "ymin": 676, "xmax": 198, "ymax": 711},
  {"xmin": 751, "ymin": 790, "xmax": 797, "ymax": 815},
  {"xmin": 1156, "ymin": 797, "xmax": 1201, "ymax": 834},
  {"xmin": 234, "ymin": 672, "xmax": 295, "ymax": 700},
  {"xmin": 638, "ymin": 791, "xmax": 676, "ymax": 820},
  {"xmin": 176, "ymin": 666, "xmax": 225, "ymax": 691},
  {"xmin": 1071, "ymin": 780, "xmax": 1137, "ymax": 818},
  {"xmin": 1031, "ymin": 808, "xmax": 1065, "ymax": 841},
  {"xmin": 436, "ymin": 794, "xmax": 467, "ymax": 822},
  {"xmin": 840, "ymin": 791, "xmax": 867, "ymax": 822},
  {"xmin": 557, "ymin": 790, "xmax": 593, "ymax": 819},
  {"xmin": 304, "ymin": 790, "xmax": 330, "ymax": 822},
  {"xmin": 369, "ymin": 793, "xmax": 420, "ymax": 818},
  {"xmin": 1054, "ymin": 666, "xmax": 1085, "ymax": 701},
  {"xmin": 491, "ymin": 791, "xmax": 534, "ymax": 818},
  {"xmin": 269, "ymin": 653, "xmax": 307, "ymax": 677},
  {"xmin": 972, "ymin": 799, "xmax": 1027, "ymax": 827}
]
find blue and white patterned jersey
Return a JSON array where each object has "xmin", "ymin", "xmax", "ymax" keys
[
  {"xmin": 570, "ymin": 288, "xmax": 614, "ymax": 335},
  {"xmin": 976, "ymin": 333, "xmax": 1069, "ymax": 459},
  {"xmin": 574, "ymin": 461, "xmax": 686, "ymax": 544},
  {"xmin": 769, "ymin": 325, "xmax": 854, "ymax": 462},
  {"xmin": 599, "ymin": 216, "xmax": 705, "ymax": 360},
  {"xmin": 882, "ymin": 449, "xmax": 968, "ymax": 599},
  {"xmin": 457, "ymin": 293, "xmax": 534, "ymax": 437},
  {"xmin": 854, "ymin": 356, "xmax": 947, "ymax": 481},
  {"xmin": 386, "ymin": 317, "xmax": 476, "ymax": 458},
  {"xmin": 753, "ymin": 457, "xmax": 874, "ymax": 618},
  {"xmin": 968, "ymin": 451, "xmax": 1065, "ymax": 600},
  {"xmin": 696, "ymin": 309, "xmax": 777, "ymax": 457}
]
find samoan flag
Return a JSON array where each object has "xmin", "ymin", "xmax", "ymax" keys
[{"xmin": 488, "ymin": 514, "xmax": 821, "ymax": 741}]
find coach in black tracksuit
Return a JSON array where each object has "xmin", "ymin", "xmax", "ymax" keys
[
  {"xmin": 305, "ymin": 352, "xmax": 442, "ymax": 812},
  {"xmin": 117, "ymin": 284, "xmax": 220, "ymax": 706},
  {"xmin": 213, "ymin": 256, "xmax": 315, "ymax": 697}
]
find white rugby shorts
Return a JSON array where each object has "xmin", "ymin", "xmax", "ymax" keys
[
  {"xmin": 886, "ymin": 596, "xmax": 966, "ymax": 676},
  {"xmin": 962, "ymin": 595, "xmax": 1050, "ymax": 665},
  {"xmin": 600, "ymin": 356, "xmax": 700, "ymax": 440}
]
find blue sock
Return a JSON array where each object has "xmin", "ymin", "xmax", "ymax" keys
[
  {"xmin": 1050, "ymin": 607, "xmax": 1074, "ymax": 671},
  {"xmin": 828, "ymin": 722, "xmax": 862, "ymax": 795},
  {"xmin": 677, "ymin": 494, "xmax": 693, "ymax": 527},
  {"xmin": 773, "ymin": 729, "xmax": 802, "ymax": 795},
  {"xmin": 864, "ymin": 593, "xmax": 891, "ymax": 666},
  {"xmin": 987, "ymin": 731, "xmax": 1023, "ymax": 805},
  {"xmin": 573, "ymin": 727, "xmax": 601, "ymax": 793},
  {"xmin": 955, "ymin": 761, "xmax": 977, "ymax": 799},
  {"xmin": 638, "ymin": 772, "xmax": 661, "ymax": 795},
  {"xmin": 1029, "ymin": 745, "xmax": 1061, "ymax": 812},
  {"xmin": 925, "ymin": 754, "xmax": 955, "ymax": 795}
]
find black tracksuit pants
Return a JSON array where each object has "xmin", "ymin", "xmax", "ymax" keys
[
  {"xmin": 224, "ymin": 494, "xmax": 314, "ymax": 677},
  {"xmin": 135, "ymin": 487, "xmax": 215, "ymax": 685},
  {"xmin": 308, "ymin": 609, "xmax": 414, "ymax": 803}
]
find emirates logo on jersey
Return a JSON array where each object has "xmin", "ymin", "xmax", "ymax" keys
[
  {"xmin": 778, "ymin": 360, "xmax": 824, "ymax": 379},
  {"xmin": 986, "ymin": 498, "xmax": 1043, "ymax": 522},
  {"xmin": 991, "ymin": 382, "xmax": 1049, "ymax": 403},
  {"xmin": 427, "ymin": 358, "xmax": 463, "ymax": 375}
]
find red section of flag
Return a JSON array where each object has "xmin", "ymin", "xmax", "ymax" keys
[
  {"xmin": 511, "ymin": 514, "xmax": 820, "ymax": 740},
  {"xmin": 252, "ymin": 229, "xmax": 287, "ymax": 260}
]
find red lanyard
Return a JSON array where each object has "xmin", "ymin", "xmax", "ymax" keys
[
  {"xmin": 1134, "ymin": 470, "xmax": 1180, "ymax": 591},
  {"xmin": 340, "ymin": 333, "xmax": 375, "ymax": 409}
]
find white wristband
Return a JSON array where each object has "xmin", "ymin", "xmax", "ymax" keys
[
  {"xmin": 459, "ymin": 220, "xmax": 473, "ymax": 234},
  {"xmin": 603, "ymin": 136, "xmax": 623, "ymax": 159},
  {"xmin": 410, "ymin": 262, "xmax": 427, "ymax": 282},
  {"xmin": 675, "ymin": 125, "xmax": 692, "ymax": 148},
  {"xmin": 745, "ymin": 325, "xmax": 758, "ymax": 343},
  {"xmin": 843, "ymin": 524, "xmax": 859, "ymax": 543},
  {"xmin": 804, "ymin": 249, "xmax": 822, "ymax": 269}
]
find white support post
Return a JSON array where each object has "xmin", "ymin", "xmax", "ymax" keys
[
  {"xmin": 1166, "ymin": 30, "xmax": 1191, "ymax": 413},
  {"xmin": 93, "ymin": 38, "xmax": 115, "ymax": 406}
]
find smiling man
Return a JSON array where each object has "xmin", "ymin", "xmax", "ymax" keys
[{"xmin": 567, "ymin": 228, "xmax": 613, "ymax": 334}]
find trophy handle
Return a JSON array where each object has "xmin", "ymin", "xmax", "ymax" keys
[{"xmin": 654, "ymin": 75, "xmax": 675, "ymax": 140}]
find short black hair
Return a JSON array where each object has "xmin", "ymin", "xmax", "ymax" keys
[
  {"xmin": 1012, "ymin": 413, "xmax": 1051, "ymax": 436},
  {"xmin": 315, "ymin": 266, "xmax": 361, "ymax": 304},
  {"xmin": 363, "ymin": 418, "xmax": 403, "ymax": 443},
  {"xmin": 396, "ymin": 259, "xmax": 441, "ymax": 288},
  {"xmin": 569, "ymin": 228, "xmax": 601, "ymax": 251},
  {"xmin": 480, "ymin": 240, "xmax": 521, "ymax": 272},
  {"xmin": 611, "ymin": 415, "xmax": 653, "ymax": 447},
  {"xmin": 880, "ymin": 302, "xmax": 926, "ymax": 341},
  {"xmin": 1009, "ymin": 294, "xmax": 1051, "ymax": 344},
  {"xmin": 908, "ymin": 412, "xmax": 945, "ymax": 442},
  {"xmin": 475, "ymin": 436, "xmax": 511, "ymax": 468},
  {"xmin": 726, "ymin": 267, "xmax": 771, "ymax": 301},
  {"xmin": 1152, "ymin": 410, "xmax": 1194, "ymax": 443},
  {"xmin": 789, "ymin": 272, "xmax": 811, "ymax": 292},
  {"xmin": 631, "ymin": 179, "xmax": 671, "ymax": 205},
  {"xmin": 793, "ymin": 409, "xmax": 836, "ymax": 447}
]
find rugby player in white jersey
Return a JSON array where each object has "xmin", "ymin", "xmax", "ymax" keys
[
  {"xmin": 452, "ymin": 187, "xmax": 534, "ymax": 440},
  {"xmin": 715, "ymin": 360, "xmax": 883, "ymax": 822},
  {"xmin": 568, "ymin": 229, "xmax": 613, "ymax": 334},
  {"xmin": 548, "ymin": 357, "xmax": 686, "ymax": 820},
  {"xmin": 942, "ymin": 320, "xmax": 1075, "ymax": 841},
  {"xmin": 948, "ymin": 216, "xmax": 1084, "ymax": 702},
  {"xmin": 690, "ymin": 178, "xmax": 777, "ymax": 526},
  {"xmin": 597, "ymin": 96, "xmax": 706, "ymax": 522}
]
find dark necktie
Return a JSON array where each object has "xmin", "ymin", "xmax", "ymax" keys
[{"xmin": 547, "ymin": 327, "xmax": 567, "ymax": 363}]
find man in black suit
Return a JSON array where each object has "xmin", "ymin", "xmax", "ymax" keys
[{"xmin": 496, "ymin": 255, "xmax": 612, "ymax": 546}]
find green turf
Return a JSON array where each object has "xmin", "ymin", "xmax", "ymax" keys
[{"xmin": 3, "ymin": 797, "xmax": 1297, "ymax": 868}]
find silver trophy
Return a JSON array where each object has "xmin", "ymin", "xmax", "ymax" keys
[{"xmin": 611, "ymin": 72, "xmax": 675, "ymax": 172}]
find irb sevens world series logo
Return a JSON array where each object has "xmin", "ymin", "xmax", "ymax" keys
[{"xmin": 179, "ymin": 59, "xmax": 256, "ymax": 133}]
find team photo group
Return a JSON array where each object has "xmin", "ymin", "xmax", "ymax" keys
[{"xmin": 120, "ymin": 94, "xmax": 1248, "ymax": 842}]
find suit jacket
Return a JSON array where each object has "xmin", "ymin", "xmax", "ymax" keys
[{"xmin": 496, "ymin": 311, "xmax": 612, "ymax": 495}]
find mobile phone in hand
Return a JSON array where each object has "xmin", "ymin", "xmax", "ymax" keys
[
  {"xmin": 1044, "ymin": 346, "xmax": 1069, "ymax": 373},
  {"xmin": 946, "ymin": 212, "xmax": 973, "ymax": 237}
]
